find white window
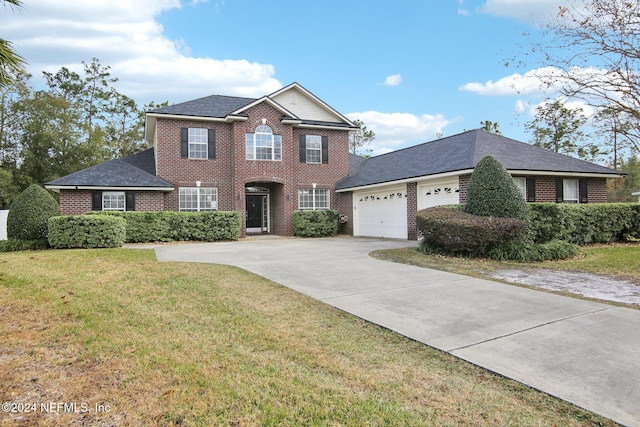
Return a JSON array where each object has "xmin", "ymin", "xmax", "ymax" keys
[
  {"xmin": 189, "ymin": 128, "xmax": 208, "ymax": 159},
  {"xmin": 564, "ymin": 179, "xmax": 579, "ymax": 203},
  {"xmin": 245, "ymin": 125, "xmax": 282, "ymax": 161},
  {"xmin": 102, "ymin": 192, "xmax": 125, "ymax": 211},
  {"xmin": 179, "ymin": 187, "xmax": 218, "ymax": 211},
  {"xmin": 298, "ymin": 188, "xmax": 330, "ymax": 210},
  {"xmin": 513, "ymin": 177, "xmax": 526, "ymax": 198},
  {"xmin": 305, "ymin": 135, "xmax": 322, "ymax": 164}
]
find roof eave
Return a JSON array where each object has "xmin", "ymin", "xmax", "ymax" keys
[
  {"xmin": 336, "ymin": 168, "xmax": 623, "ymax": 192},
  {"xmin": 505, "ymin": 169, "xmax": 624, "ymax": 178},
  {"xmin": 232, "ymin": 96, "xmax": 298, "ymax": 119},
  {"xmin": 145, "ymin": 112, "xmax": 247, "ymax": 123},
  {"xmin": 45, "ymin": 185, "xmax": 174, "ymax": 193}
]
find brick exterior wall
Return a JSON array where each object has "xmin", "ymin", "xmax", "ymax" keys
[
  {"xmin": 154, "ymin": 102, "xmax": 351, "ymax": 236},
  {"xmin": 134, "ymin": 192, "xmax": 166, "ymax": 211},
  {"xmin": 59, "ymin": 190, "xmax": 165, "ymax": 215},
  {"xmin": 336, "ymin": 192, "xmax": 353, "ymax": 235},
  {"xmin": 457, "ymin": 174, "xmax": 608, "ymax": 203},
  {"xmin": 458, "ymin": 174, "xmax": 471, "ymax": 204},
  {"xmin": 59, "ymin": 190, "xmax": 93, "ymax": 215},
  {"xmin": 587, "ymin": 178, "xmax": 607, "ymax": 203},
  {"xmin": 406, "ymin": 182, "xmax": 417, "ymax": 240}
]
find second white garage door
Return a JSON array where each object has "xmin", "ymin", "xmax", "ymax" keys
[{"xmin": 353, "ymin": 187, "xmax": 407, "ymax": 239}]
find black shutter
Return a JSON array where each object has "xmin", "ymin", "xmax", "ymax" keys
[
  {"xmin": 126, "ymin": 192, "xmax": 136, "ymax": 211},
  {"xmin": 579, "ymin": 179, "xmax": 589, "ymax": 204},
  {"xmin": 556, "ymin": 179, "xmax": 564, "ymax": 203},
  {"xmin": 526, "ymin": 177, "xmax": 536, "ymax": 202},
  {"xmin": 180, "ymin": 128, "xmax": 188, "ymax": 158},
  {"xmin": 92, "ymin": 191, "xmax": 102, "ymax": 211},
  {"xmin": 208, "ymin": 129, "xmax": 216, "ymax": 159},
  {"xmin": 321, "ymin": 136, "xmax": 329, "ymax": 164},
  {"xmin": 299, "ymin": 134, "xmax": 306, "ymax": 162}
]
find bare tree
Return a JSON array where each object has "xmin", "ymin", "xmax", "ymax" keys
[
  {"xmin": 536, "ymin": 0, "xmax": 640, "ymax": 152},
  {"xmin": 349, "ymin": 119, "xmax": 375, "ymax": 156}
]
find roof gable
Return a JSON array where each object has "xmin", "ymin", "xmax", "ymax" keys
[
  {"xmin": 337, "ymin": 129, "xmax": 622, "ymax": 190},
  {"xmin": 269, "ymin": 82, "xmax": 355, "ymax": 127}
]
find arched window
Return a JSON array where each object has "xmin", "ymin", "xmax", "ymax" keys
[{"xmin": 245, "ymin": 125, "xmax": 282, "ymax": 160}]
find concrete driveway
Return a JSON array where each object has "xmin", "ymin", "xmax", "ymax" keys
[{"xmin": 155, "ymin": 237, "xmax": 640, "ymax": 426}]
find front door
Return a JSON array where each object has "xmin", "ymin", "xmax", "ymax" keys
[{"xmin": 246, "ymin": 194, "xmax": 268, "ymax": 233}]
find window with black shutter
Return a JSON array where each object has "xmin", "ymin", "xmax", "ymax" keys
[
  {"xmin": 92, "ymin": 191, "xmax": 102, "ymax": 210},
  {"xmin": 556, "ymin": 179, "xmax": 564, "ymax": 203},
  {"xmin": 579, "ymin": 179, "xmax": 588, "ymax": 203},
  {"xmin": 526, "ymin": 177, "xmax": 536, "ymax": 202},
  {"xmin": 126, "ymin": 192, "xmax": 136, "ymax": 211}
]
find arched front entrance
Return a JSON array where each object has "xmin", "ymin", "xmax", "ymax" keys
[{"xmin": 245, "ymin": 186, "xmax": 270, "ymax": 234}]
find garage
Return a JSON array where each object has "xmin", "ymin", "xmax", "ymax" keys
[
  {"xmin": 417, "ymin": 178, "xmax": 459, "ymax": 209},
  {"xmin": 353, "ymin": 186, "xmax": 407, "ymax": 239}
]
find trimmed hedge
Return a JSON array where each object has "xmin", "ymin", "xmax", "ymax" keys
[
  {"xmin": 417, "ymin": 207, "xmax": 527, "ymax": 256},
  {"xmin": 85, "ymin": 211, "xmax": 241, "ymax": 242},
  {"xmin": 293, "ymin": 210, "xmax": 339, "ymax": 237},
  {"xmin": 0, "ymin": 239, "xmax": 50, "ymax": 252},
  {"xmin": 7, "ymin": 184, "xmax": 61, "ymax": 241},
  {"xmin": 528, "ymin": 203, "xmax": 640, "ymax": 244},
  {"xmin": 466, "ymin": 155, "xmax": 528, "ymax": 220},
  {"xmin": 48, "ymin": 215, "xmax": 126, "ymax": 249}
]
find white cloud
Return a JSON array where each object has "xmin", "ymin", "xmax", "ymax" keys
[
  {"xmin": 346, "ymin": 111, "xmax": 460, "ymax": 155},
  {"xmin": 479, "ymin": 0, "xmax": 585, "ymax": 25},
  {"xmin": 0, "ymin": 0, "xmax": 282, "ymax": 103},
  {"xmin": 382, "ymin": 74, "xmax": 402, "ymax": 87},
  {"xmin": 459, "ymin": 67, "xmax": 565, "ymax": 96}
]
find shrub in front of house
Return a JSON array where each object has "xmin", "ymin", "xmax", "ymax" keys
[
  {"xmin": 465, "ymin": 155, "xmax": 529, "ymax": 221},
  {"xmin": 528, "ymin": 203, "xmax": 640, "ymax": 244},
  {"xmin": 293, "ymin": 210, "xmax": 339, "ymax": 237},
  {"xmin": 417, "ymin": 207, "xmax": 528, "ymax": 256},
  {"xmin": 417, "ymin": 207, "xmax": 580, "ymax": 262},
  {"xmin": 487, "ymin": 239, "xmax": 580, "ymax": 262},
  {"xmin": 7, "ymin": 184, "xmax": 61, "ymax": 243},
  {"xmin": 0, "ymin": 239, "xmax": 51, "ymax": 252},
  {"xmin": 85, "ymin": 211, "xmax": 242, "ymax": 242},
  {"xmin": 48, "ymin": 215, "xmax": 126, "ymax": 249}
]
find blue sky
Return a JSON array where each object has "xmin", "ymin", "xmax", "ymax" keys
[{"xmin": 1, "ymin": 0, "xmax": 580, "ymax": 155}]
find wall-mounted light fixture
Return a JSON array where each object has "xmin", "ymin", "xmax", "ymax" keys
[
  {"xmin": 237, "ymin": 192, "xmax": 242, "ymax": 200},
  {"xmin": 196, "ymin": 180, "xmax": 201, "ymax": 187}
]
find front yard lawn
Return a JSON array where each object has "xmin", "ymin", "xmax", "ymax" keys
[{"xmin": 0, "ymin": 249, "xmax": 615, "ymax": 426}]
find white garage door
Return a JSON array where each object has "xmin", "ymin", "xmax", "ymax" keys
[
  {"xmin": 418, "ymin": 178, "xmax": 459, "ymax": 209},
  {"xmin": 354, "ymin": 187, "xmax": 407, "ymax": 239}
]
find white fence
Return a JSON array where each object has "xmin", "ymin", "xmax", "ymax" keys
[{"xmin": 0, "ymin": 210, "xmax": 8, "ymax": 240}]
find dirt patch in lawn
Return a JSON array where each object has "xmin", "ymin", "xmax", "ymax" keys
[{"xmin": 490, "ymin": 269, "xmax": 640, "ymax": 306}]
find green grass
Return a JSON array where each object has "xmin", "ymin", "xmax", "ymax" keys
[{"xmin": 0, "ymin": 248, "xmax": 616, "ymax": 426}]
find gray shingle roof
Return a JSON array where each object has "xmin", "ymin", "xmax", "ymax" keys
[
  {"xmin": 337, "ymin": 129, "xmax": 622, "ymax": 190},
  {"xmin": 121, "ymin": 147, "xmax": 156, "ymax": 175},
  {"xmin": 46, "ymin": 148, "xmax": 173, "ymax": 189},
  {"xmin": 150, "ymin": 95, "xmax": 257, "ymax": 118}
]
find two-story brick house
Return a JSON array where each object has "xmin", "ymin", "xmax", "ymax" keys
[
  {"xmin": 46, "ymin": 82, "xmax": 358, "ymax": 236},
  {"xmin": 46, "ymin": 82, "xmax": 623, "ymax": 239}
]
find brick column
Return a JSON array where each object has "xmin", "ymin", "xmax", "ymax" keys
[{"xmin": 406, "ymin": 182, "xmax": 418, "ymax": 240}]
